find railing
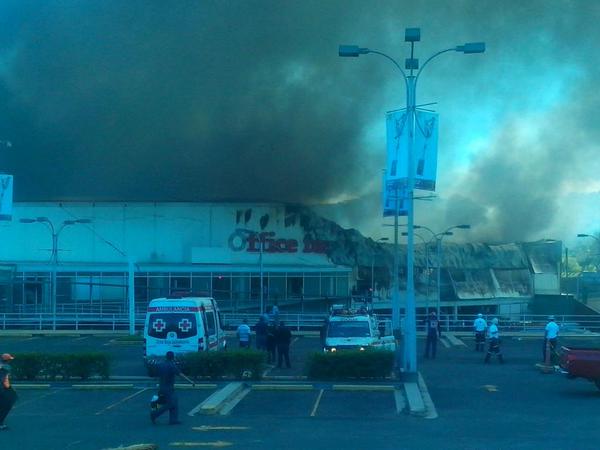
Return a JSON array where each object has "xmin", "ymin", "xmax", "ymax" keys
[
  {"xmin": 414, "ymin": 313, "xmax": 600, "ymax": 334},
  {"xmin": 1, "ymin": 312, "xmax": 599, "ymax": 334},
  {"xmin": 0, "ymin": 312, "xmax": 146, "ymax": 331}
]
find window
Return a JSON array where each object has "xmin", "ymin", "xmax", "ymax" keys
[
  {"xmin": 327, "ymin": 321, "xmax": 371, "ymax": 338},
  {"xmin": 205, "ymin": 311, "xmax": 216, "ymax": 335},
  {"xmin": 147, "ymin": 313, "xmax": 197, "ymax": 339}
]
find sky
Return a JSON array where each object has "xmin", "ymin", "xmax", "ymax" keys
[{"xmin": 0, "ymin": 0, "xmax": 599, "ymax": 248}]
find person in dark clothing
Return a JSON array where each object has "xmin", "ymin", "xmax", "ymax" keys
[
  {"xmin": 254, "ymin": 315, "xmax": 268, "ymax": 351},
  {"xmin": 319, "ymin": 317, "xmax": 329, "ymax": 348},
  {"xmin": 424, "ymin": 312, "xmax": 442, "ymax": 359},
  {"xmin": 0, "ymin": 354, "xmax": 17, "ymax": 431},
  {"xmin": 275, "ymin": 321, "xmax": 292, "ymax": 368},
  {"xmin": 150, "ymin": 351, "xmax": 193, "ymax": 425},
  {"xmin": 266, "ymin": 323, "xmax": 277, "ymax": 364}
]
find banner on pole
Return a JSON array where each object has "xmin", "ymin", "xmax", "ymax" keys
[
  {"xmin": 385, "ymin": 109, "xmax": 439, "ymax": 191},
  {"xmin": 0, "ymin": 174, "xmax": 13, "ymax": 221},
  {"xmin": 382, "ymin": 177, "xmax": 408, "ymax": 217}
]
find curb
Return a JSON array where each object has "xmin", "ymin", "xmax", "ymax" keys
[
  {"xmin": 332, "ymin": 384, "xmax": 395, "ymax": 392},
  {"xmin": 403, "ymin": 381, "xmax": 426, "ymax": 416},
  {"xmin": 72, "ymin": 384, "xmax": 134, "ymax": 390},
  {"xmin": 445, "ymin": 333, "xmax": 467, "ymax": 347},
  {"xmin": 252, "ymin": 383, "xmax": 313, "ymax": 391},
  {"xmin": 13, "ymin": 384, "xmax": 51, "ymax": 390},
  {"xmin": 191, "ymin": 382, "xmax": 245, "ymax": 415}
]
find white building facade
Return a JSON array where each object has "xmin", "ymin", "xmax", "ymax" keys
[{"xmin": 0, "ymin": 202, "xmax": 352, "ymax": 314}]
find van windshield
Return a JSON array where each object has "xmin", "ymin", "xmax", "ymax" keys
[
  {"xmin": 147, "ymin": 313, "xmax": 197, "ymax": 339},
  {"xmin": 327, "ymin": 321, "xmax": 371, "ymax": 338}
]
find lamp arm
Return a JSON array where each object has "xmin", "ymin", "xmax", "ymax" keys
[{"xmin": 366, "ymin": 50, "xmax": 409, "ymax": 92}]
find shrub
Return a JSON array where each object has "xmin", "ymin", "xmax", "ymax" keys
[
  {"xmin": 180, "ymin": 350, "xmax": 267, "ymax": 380},
  {"xmin": 10, "ymin": 353, "xmax": 111, "ymax": 381},
  {"xmin": 305, "ymin": 349, "xmax": 394, "ymax": 380}
]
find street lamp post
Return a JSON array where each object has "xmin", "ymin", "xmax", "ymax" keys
[
  {"xmin": 402, "ymin": 231, "xmax": 429, "ymax": 308},
  {"xmin": 577, "ymin": 233, "xmax": 600, "ymax": 271},
  {"xmin": 371, "ymin": 238, "xmax": 389, "ymax": 299},
  {"xmin": 411, "ymin": 224, "xmax": 471, "ymax": 317},
  {"xmin": 339, "ymin": 30, "xmax": 484, "ymax": 376},
  {"xmin": 20, "ymin": 217, "xmax": 91, "ymax": 329}
]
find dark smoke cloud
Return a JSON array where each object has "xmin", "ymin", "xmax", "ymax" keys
[{"xmin": 1, "ymin": 1, "xmax": 599, "ymax": 245}]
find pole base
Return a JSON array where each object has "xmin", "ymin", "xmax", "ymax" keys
[{"xmin": 399, "ymin": 370, "xmax": 418, "ymax": 382}]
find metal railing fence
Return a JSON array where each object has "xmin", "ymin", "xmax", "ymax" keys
[{"xmin": 0, "ymin": 312, "xmax": 599, "ymax": 334}]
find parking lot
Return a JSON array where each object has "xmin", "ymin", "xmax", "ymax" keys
[{"xmin": 1, "ymin": 333, "xmax": 600, "ymax": 449}]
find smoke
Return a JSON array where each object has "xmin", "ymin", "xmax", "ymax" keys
[{"xmin": 0, "ymin": 1, "xmax": 599, "ymax": 245}]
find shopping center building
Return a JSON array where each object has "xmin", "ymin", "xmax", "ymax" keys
[
  {"xmin": 0, "ymin": 201, "xmax": 565, "ymax": 321},
  {"xmin": 0, "ymin": 202, "xmax": 352, "ymax": 314}
]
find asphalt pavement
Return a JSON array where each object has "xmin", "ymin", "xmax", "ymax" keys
[{"xmin": 1, "ymin": 333, "xmax": 599, "ymax": 449}]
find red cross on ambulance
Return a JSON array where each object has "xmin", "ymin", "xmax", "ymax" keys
[
  {"xmin": 179, "ymin": 318, "xmax": 192, "ymax": 332},
  {"xmin": 152, "ymin": 318, "xmax": 166, "ymax": 333}
]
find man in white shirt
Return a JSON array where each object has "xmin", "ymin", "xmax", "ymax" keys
[
  {"xmin": 236, "ymin": 319, "xmax": 251, "ymax": 349},
  {"xmin": 473, "ymin": 313, "xmax": 487, "ymax": 352},
  {"xmin": 484, "ymin": 318, "xmax": 504, "ymax": 364},
  {"xmin": 544, "ymin": 315, "xmax": 560, "ymax": 363}
]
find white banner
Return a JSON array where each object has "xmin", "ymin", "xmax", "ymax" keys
[
  {"xmin": 382, "ymin": 177, "xmax": 408, "ymax": 217},
  {"xmin": 0, "ymin": 174, "xmax": 13, "ymax": 221},
  {"xmin": 386, "ymin": 109, "xmax": 439, "ymax": 191}
]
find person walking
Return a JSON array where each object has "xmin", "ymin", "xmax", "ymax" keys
[
  {"xmin": 484, "ymin": 318, "xmax": 504, "ymax": 364},
  {"xmin": 424, "ymin": 311, "xmax": 442, "ymax": 359},
  {"xmin": 0, "ymin": 354, "xmax": 17, "ymax": 431},
  {"xmin": 473, "ymin": 313, "xmax": 487, "ymax": 352},
  {"xmin": 543, "ymin": 315, "xmax": 560, "ymax": 364},
  {"xmin": 236, "ymin": 319, "xmax": 251, "ymax": 349},
  {"xmin": 254, "ymin": 315, "xmax": 268, "ymax": 351},
  {"xmin": 150, "ymin": 351, "xmax": 194, "ymax": 425},
  {"xmin": 275, "ymin": 321, "xmax": 292, "ymax": 369}
]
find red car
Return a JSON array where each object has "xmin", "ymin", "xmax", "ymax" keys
[{"xmin": 560, "ymin": 346, "xmax": 600, "ymax": 390}]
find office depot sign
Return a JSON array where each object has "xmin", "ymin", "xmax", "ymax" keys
[{"xmin": 228, "ymin": 230, "xmax": 328, "ymax": 254}]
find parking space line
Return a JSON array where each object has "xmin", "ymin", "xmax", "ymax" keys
[
  {"xmin": 440, "ymin": 337, "xmax": 450, "ymax": 348},
  {"xmin": 310, "ymin": 389, "xmax": 324, "ymax": 417},
  {"xmin": 13, "ymin": 388, "xmax": 61, "ymax": 410},
  {"xmin": 94, "ymin": 387, "xmax": 151, "ymax": 415},
  {"xmin": 73, "ymin": 336, "xmax": 89, "ymax": 341}
]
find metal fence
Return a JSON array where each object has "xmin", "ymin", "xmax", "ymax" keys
[{"xmin": 1, "ymin": 312, "xmax": 599, "ymax": 334}]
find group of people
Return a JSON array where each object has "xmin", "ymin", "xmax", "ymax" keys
[
  {"xmin": 236, "ymin": 303, "xmax": 292, "ymax": 369},
  {"xmin": 424, "ymin": 311, "xmax": 561, "ymax": 365}
]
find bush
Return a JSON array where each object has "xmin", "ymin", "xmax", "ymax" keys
[
  {"xmin": 305, "ymin": 349, "xmax": 394, "ymax": 380},
  {"xmin": 10, "ymin": 352, "xmax": 111, "ymax": 381},
  {"xmin": 180, "ymin": 350, "xmax": 267, "ymax": 380}
]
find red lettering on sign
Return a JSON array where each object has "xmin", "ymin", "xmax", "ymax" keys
[{"xmin": 229, "ymin": 230, "xmax": 329, "ymax": 254}]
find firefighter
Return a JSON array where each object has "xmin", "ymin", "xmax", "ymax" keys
[
  {"xmin": 424, "ymin": 311, "xmax": 442, "ymax": 359},
  {"xmin": 484, "ymin": 318, "xmax": 504, "ymax": 364},
  {"xmin": 473, "ymin": 313, "xmax": 487, "ymax": 352}
]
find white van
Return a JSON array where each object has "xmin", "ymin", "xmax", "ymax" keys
[
  {"xmin": 323, "ymin": 305, "xmax": 395, "ymax": 352},
  {"xmin": 144, "ymin": 296, "xmax": 227, "ymax": 360}
]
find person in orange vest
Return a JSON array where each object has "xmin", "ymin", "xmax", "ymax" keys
[{"xmin": 0, "ymin": 353, "xmax": 17, "ymax": 430}]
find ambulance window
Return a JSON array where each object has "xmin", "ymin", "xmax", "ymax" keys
[
  {"xmin": 148, "ymin": 313, "xmax": 197, "ymax": 339},
  {"xmin": 205, "ymin": 311, "xmax": 216, "ymax": 335},
  {"xmin": 327, "ymin": 321, "xmax": 371, "ymax": 338}
]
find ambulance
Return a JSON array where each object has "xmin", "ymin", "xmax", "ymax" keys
[
  {"xmin": 323, "ymin": 304, "xmax": 396, "ymax": 352},
  {"xmin": 143, "ymin": 296, "xmax": 227, "ymax": 361}
]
